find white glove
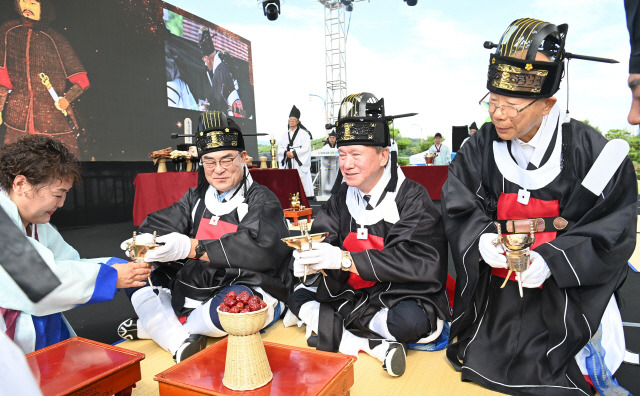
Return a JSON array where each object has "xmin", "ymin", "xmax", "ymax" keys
[
  {"xmin": 516, "ymin": 251, "xmax": 551, "ymax": 288},
  {"xmin": 120, "ymin": 233, "xmax": 156, "ymax": 258},
  {"xmin": 293, "ymin": 242, "xmax": 342, "ymax": 277},
  {"xmin": 143, "ymin": 232, "xmax": 192, "ymax": 263},
  {"xmin": 479, "ymin": 233, "xmax": 507, "ymax": 269},
  {"xmin": 293, "ymin": 249, "xmax": 321, "ymax": 278}
]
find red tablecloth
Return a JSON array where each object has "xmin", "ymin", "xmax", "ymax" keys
[
  {"xmin": 400, "ymin": 165, "xmax": 448, "ymax": 200},
  {"xmin": 132, "ymin": 169, "xmax": 309, "ymax": 226}
]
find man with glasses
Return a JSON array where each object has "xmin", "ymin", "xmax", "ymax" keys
[
  {"xmin": 117, "ymin": 111, "xmax": 292, "ymax": 362},
  {"xmin": 442, "ymin": 18, "xmax": 637, "ymax": 395}
]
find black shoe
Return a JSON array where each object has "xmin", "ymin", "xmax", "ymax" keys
[
  {"xmin": 382, "ymin": 342, "xmax": 406, "ymax": 377},
  {"xmin": 307, "ymin": 335, "xmax": 318, "ymax": 348},
  {"xmin": 117, "ymin": 318, "xmax": 139, "ymax": 340},
  {"xmin": 173, "ymin": 334, "xmax": 207, "ymax": 363}
]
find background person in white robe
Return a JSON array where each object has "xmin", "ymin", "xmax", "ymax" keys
[
  {"xmin": 277, "ymin": 105, "xmax": 314, "ymax": 199},
  {"xmin": 427, "ymin": 133, "xmax": 451, "ymax": 165},
  {"xmin": 0, "ymin": 136, "xmax": 150, "ymax": 354}
]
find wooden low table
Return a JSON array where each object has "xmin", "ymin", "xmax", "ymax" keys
[
  {"xmin": 155, "ymin": 337, "xmax": 356, "ymax": 395},
  {"xmin": 26, "ymin": 337, "xmax": 144, "ymax": 396},
  {"xmin": 283, "ymin": 208, "xmax": 313, "ymax": 226}
]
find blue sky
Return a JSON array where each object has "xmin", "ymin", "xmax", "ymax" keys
[{"xmin": 164, "ymin": 0, "xmax": 632, "ymax": 144}]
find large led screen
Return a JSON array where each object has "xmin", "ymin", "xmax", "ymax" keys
[{"xmin": 0, "ymin": 0, "xmax": 257, "ymax": 160}]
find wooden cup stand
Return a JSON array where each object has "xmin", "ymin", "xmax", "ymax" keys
[{"xmin": 25, "ymin": 337, "xmax": 144, "ymax": 396}]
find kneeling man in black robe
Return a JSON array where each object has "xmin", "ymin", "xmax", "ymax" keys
[
  {"xmin": 443, "ymin": 18, "xmax": 637, "ymax": 395},
  {"xmin": 286, "ymin": 92, "xmax": 450, "ymax": 377},
  {"xmin": 118, "ymin": 111, "xmax": 292, "ymax": 362}
]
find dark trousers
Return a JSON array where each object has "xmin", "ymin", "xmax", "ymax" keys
[{"xmin": 287, "ymin": 288, "xmax": 431, "ymax": 344}]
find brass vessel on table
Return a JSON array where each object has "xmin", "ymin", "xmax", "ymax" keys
[{"xmin": 425, "ymin": 152, "xmax": 437, "ymax": 165}]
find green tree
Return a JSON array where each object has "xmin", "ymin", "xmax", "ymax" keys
[{"xmin": 597, "ymin": 125, "xmax": 640, "ymax": 180}]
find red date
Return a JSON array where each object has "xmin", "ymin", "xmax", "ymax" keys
[{"xmin": 221, "ymin": 291, "xmax": 267, "ymax": 313}]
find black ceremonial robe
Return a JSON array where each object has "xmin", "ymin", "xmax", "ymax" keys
[
  {"xmin": 138, "ymin": 182, "xmax": 293, "ymax": 316},
  {"xmin": 442, "ymin": 119, "xmax": 637, "ymax": 395},
  {"xmin": 309, "ymin": 178, "xmax": 450, "ymax": 351}
]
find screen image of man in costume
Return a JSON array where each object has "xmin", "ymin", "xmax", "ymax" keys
[
  {"xmin": 0, "ymin": 0, "xmax": 89, "ymax": 158},
  {"xmin": 118, "ymin": 110, "xmax": 292, "ymax": 363},
  {"xmin": 443, "ymin": 18, "xmax": 637, "ymax": 395},
  {"xmin": 285, "ymin": 92, "xmax": 450, "ymax": 377},
  {"xmin": 198, "ymin": 27, "xmax": 243, "ymax": 117},
  {"xmin": 277, "ymin": 105, "xmax": 314, "ymax": 199}
]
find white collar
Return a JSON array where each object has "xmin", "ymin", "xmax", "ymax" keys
[
  {"xmin": 512, "ymin": 104, "xmax": 560, "ymax": 168},
  {"xmin": 358, "ymin": 164, "xmax": 391, "ymax": 208},
  {"xmin": 203, "ymin": 166, "xmax": 253, "ymax": 216},
  {"xmin": 345, "ymin": 162, "xmax": 403, "ymax": 226},
  {"xmin": 212, "ymin": 52, "xmax": 222, "ymax": 73},
  {"xmin": 493, "ymin": 104, "xmax": 563, "ymax": 191}
]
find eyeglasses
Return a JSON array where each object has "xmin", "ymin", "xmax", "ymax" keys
[
  {"xmin": 201, "ymin": 152, "xmax": 240, "ymax": 169},
  {"xmin": 479, "ymin": 92, "xmax": 539, "ymax": 118}
]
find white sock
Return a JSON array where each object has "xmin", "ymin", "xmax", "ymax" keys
[
  {"xmin": 368, "ymin": 340, "xmax": 390, "ymax": 363},
  {"xmin": 338, "ymin": 328, "xmax": 368, "ymax": 357},
  {"xmin": 182, "ymin": 300, "xmax": 226, "ymax": 338},
  {"xmin": 297, "ymin": 300, "xmax": 320, "ymax": 339},
  {"xmin": 367, "ymin": 308, "xmax": 396, "ymax": 341},
  {"xmin": 131, "ymin": 286, "xmax": 190, "ymax": 355}
]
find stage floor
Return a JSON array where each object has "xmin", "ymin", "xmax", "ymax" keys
[{"xmin": 59, "ymin": 216, "xmax": 640, "ymax": 395}]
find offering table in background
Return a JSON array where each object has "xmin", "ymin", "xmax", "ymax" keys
[{"xmin": 132, "ymin": 169, "xmax": 309, "ymax": 226}]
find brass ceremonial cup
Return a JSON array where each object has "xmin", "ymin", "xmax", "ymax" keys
[
  {"xmin": 270, "ymin": 139, "xmax": 278, "ymax": 169},
  {"xmin": 126, "ymin": 231, "xmax": 161, "ymax": 263},
  {"xmin": 282, "ymin": 223, "xmax": 329, "ymax": 282},
  {"xmin": 425, "ymin": 152, "xmax": 436, "ymax": 165},
  {"xmin": 281, "ymin": 232, "xmax": 328, "ymax": 252},
  {"xmin": 495, "ymin": 222, "xmax": 535, "ymax": 297}
]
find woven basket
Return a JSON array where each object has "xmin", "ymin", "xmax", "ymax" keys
[
  {"xmin": 218, "ymin": 306, "xmax": 268, "ymax": 336},
  {"xmin": 217, "ymin": 306, "xmax": 273, "ymax": 390}
]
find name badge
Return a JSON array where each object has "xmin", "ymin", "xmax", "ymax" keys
[
  {"xmin": 209, "ymin": 215, "xmax": 220, "ymax": 225},
  {"xmin": 357, "ymin": 226, "xmax": 368, "ymax": 240},
  {"xmin": 517, "ymin": 189, "xmax": 530, "ymax": 205}
]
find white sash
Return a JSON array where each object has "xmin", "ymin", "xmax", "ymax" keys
[
  {"xmin": 345, "ymin": 166, "xmax": 405, "ymax": 226},
  {"xmin": 203, "ymin": 167, "xmax": 253, "ymax": 222},
  {"xmin": 493, "ymin": 105, "xmax": 563, "ymax": 191}
]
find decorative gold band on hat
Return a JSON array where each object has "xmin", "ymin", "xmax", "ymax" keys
[{"xmin": 488, "ymin": 62, "xmax": 549, "ymax": 94}]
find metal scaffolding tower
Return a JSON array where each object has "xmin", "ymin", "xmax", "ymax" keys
[{"xmin": 317, "ymin": 1, "xmax": 364, "ymax": 126}]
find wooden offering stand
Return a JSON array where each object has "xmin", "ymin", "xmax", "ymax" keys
[
  {"xmin": 155, "ymin": 337, "xmax": 356, "ymax": 395},
  {"xmin": 26, "ymin": 337, "xmax": 144, "ymax": 396},
  {"xmin": 283, "ymin": 207, "xmax": 313, "ymax": 226}
]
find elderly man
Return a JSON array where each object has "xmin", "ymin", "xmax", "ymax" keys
[
  {"xmin": 286, "ymin": 92, "xmax": 450, "ymax": 377},
  {"xmin": 118, "ymin": 111, "xmax": 292, "ymax": 362},
  {"xmin": 277, "ymin": 105, "xmax": 314, "ymax": 199},
  {"xmin": 443, "ymin": 18, "xmax": 637, "ymax": 395}
]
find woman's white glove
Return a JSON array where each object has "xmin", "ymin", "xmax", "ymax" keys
[
  {"xmin": 293, "ymin": 242, "xmax": 342, "ymax": 277},
  {"xmin": 516, "ymin": 251, "xmax": 551, "ymax": 288},
  {"xmin": 143, "ymin": 232, "xmax": 192, "ymax": 263},
  {"xmin": 479, "ymin": 233, "xmax": 507, "ymax": 268},
  {"xmin": 119, "ymin": 233, "xmax": 156, "ymax": 258}
]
